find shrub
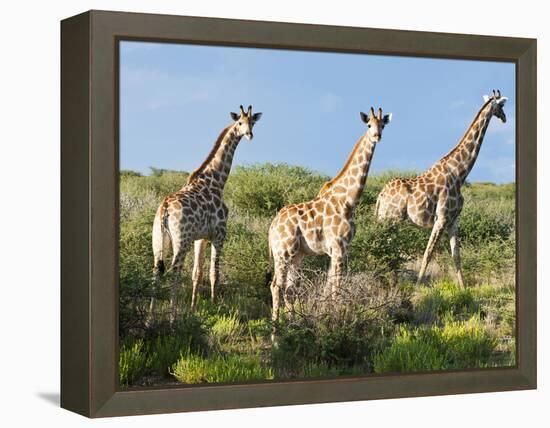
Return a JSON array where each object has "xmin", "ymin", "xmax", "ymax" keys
[
  {"xmin": 225, "ymin": 163, "xmax": 327, "ymax": 217},
  {"xmin": 119, "ymin": 211, "xmax": 156, "ymax": 335},
  {"xmin": 459, "ymin": 235, "xmax": 515, "ymax": 285},
  {"xmin": 458, "ymin": 209, "xmax": 513, "ymax": 245},
  {"xmin": 349, "ymin": 215, "xmax": 429, "ymax": 276},
  {"xmin": 271, "ymin": 271, "xmax": 403, "ymax": 377},
  {"xmin": 223, "ymin": 219, "xmax": 270, "ymax": 288}
]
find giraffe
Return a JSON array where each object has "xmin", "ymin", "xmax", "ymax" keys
[
  {"xmin": 375, "ymin": 90, "xmax": 508, "ymax": 288},
  {"xmin": 149, "ymin": 105, "xmax": 262, "ymax": 320},
  {"xmin": 267, "ymin": 107, "xmax": 392, "ymax": 322}
]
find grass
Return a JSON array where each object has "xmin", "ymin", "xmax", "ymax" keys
[
  {"xmin": 119, "ymin": 339, "xmax": 149, "ymax": 387},
  {"xmin": 118, "ymin": 164, "xmax": 516, "ymax": 386},
  {"xmin": 373, "ymin": 316, "xmax": 498, "ymax": 373},
  {"xmin": 171, "ymin": 352, "xmax": 273, "ymax": 384}
]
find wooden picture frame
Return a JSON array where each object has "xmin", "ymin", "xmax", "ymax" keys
[{"xmin": 61, "ymin": 9, "xmax": 537, "ymax": 417}]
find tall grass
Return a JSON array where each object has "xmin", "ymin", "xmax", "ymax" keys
[
  {"xmin": 373, "ymin": 316, "xmax": 498, "ymax": 373},
  {"xmin": 171, "ymin": 352, "xmax": 273, "ymax": 384}
]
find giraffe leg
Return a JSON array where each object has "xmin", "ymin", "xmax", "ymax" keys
[
  {"xmin": 191, "ymin": 239, "xmax": 207, "ymax": 310},
  {"xmin": 210, "ymin": 239, "xmax": 223, "ymax": 303},
  {"xmin": 417, "ymin": 219, "xmax": 446, "ymax": 286},
  {"xmin": 448, "ymin": 221, "xmax": 465, "ymax": 289},
  {"xmin": 328, "ymin": 245, "xmax": 346, "ymax": 299},
  {"xmin": 283, "ymin": 253, "xmax": 304, "ymax": 317},
  {"xmin": 270, "ymin": 258, "xmax": 289, "ymax": 344},
  {"xmin": 270, "ymin": 258, "xmax": 288, "ymax": 322},
  {"xmin": 169, "ymin": 237, "xmax": 192, "ymax": 321}
]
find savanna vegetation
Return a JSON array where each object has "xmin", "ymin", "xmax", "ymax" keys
[{"xmin": 119, "ymin": 163, "xmax": 515, "ymax": 387}]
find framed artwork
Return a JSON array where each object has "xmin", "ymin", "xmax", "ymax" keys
[{"xmin": 61, "ymin": 10, "xmax": 537, "ymax": 417}]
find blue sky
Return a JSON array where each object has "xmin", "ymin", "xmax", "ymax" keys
[{"xmin": 120, "ymin": 41, "xmax": 515, "ymax": 183}]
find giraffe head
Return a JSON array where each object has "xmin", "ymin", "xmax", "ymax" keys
[
  {"xmin": 360, "ymin": 107, "xmax": 392, "ymax": 143},
  {"xmin": 230, "ymin": 105, "xmax": 262, "ymax": 140},
  {"xmin": 483, "ymin": 89, "xmax": 508, "ymax": 123}
]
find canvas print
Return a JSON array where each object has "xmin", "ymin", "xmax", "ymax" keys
[{"xmin": 118, "ymin": 41, "xmax": 516, "ymax": 388}]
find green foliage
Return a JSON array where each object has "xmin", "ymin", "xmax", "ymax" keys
[
  {"xmin": 349, "ymin": 214, "xmax": 428, "ymax": 275},
  {"xmin": 247, "ymin": 318, "xmax": 271, "ymax": 341},
  {"xmin": 225, "ymin": 163, "xmax": 328, "ymax": 217},
  {"xmin": 118, "ymin": 164, "xmax": 516, "ymax": 385},
  {"xmin": 458, "ymin": 208, "xmax": 514, "ymax": 245},
  {"xmin": 373, "ymin": 316, "xmax": 497, "ymax": 373},
  {"xmin": 119, "ymin": 212, "xmax": 156, "ymax": 335},
  {"xmin": 459, "ymin": 236, "xmax": 515, "ymax": 284},
  {"xmin": 171, "ymin": 352, "xmax": 273, "ymax": 384}
]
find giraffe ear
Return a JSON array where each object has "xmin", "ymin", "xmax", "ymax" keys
[
  {"xmin": 497, "ymin": 97, "xmax": 508, "ymax": 105},
  {"xmin": 360, "ymin": 111, "xmax": 369, "ymax": 123},
  {"xmin": 251, "ymin": 112, "xmax": 263, "ymax": 123},
  {"xmin": 230, "ymin": 112, "xmax": 240, "ymax": 121},
  {"xmin": 383, "ymin": 113, "xmax": 392, "ymax": 124}
]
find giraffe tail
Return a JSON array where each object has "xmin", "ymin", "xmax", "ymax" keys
[
  {"xmin": 152, "ymin": 202, "xmax": 170, "ymax": 277},
  {"xmin": 374, "ymin": 194, "xmax": 381, "ymax": 219},
  {"xmin": 265, "ymin": 236, "xmax": 274, "ymax": 287}
]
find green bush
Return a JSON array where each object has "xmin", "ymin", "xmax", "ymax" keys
[
  {"xmin": 458, "ymin": 209, "xmax": 513, "ymax": 245},
  {"xmin": 223, "ymin": 220, "xmax": 270, "ymax": 288},
  {"xmin": 460, "ymin": 235, "xmax": 515, "ymax": 284},
  {"xmin": 119, "ymin": 211, "xmax": 157, "ymax": 335},
  {"xmin": 225, "ymin": 163, "xmax": 328, "ymax": 217},
  {"xmin": 373, "ymin": 315, "xmax": 497, "ymax": 373},
  {"xmin": 349, "ymin": 214, "xmax": 429, "ymax": 275}
]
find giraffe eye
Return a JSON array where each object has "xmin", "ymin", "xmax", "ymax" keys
[
  {"xmin": 238, "ymin": 121, "xmax": 242, "ymax": 126},
  {"xmin": 367, "ymin": 124, "xmax": 371, "ymax": 128}
]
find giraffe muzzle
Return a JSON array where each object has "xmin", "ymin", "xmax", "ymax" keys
[{"xmin": 245, "ymin": 132, "xmax": 254, "ymax": 140}]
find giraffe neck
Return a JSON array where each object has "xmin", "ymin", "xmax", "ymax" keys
[
  {"xmin": 320, "ymin": 134, "xmax": 377, "ymax": 209},
  {"xmin": 187, "ymin": 124, "xmax": 242, "ymax": 191},
  {"xmin": 435, "ymin": 101, "xmax": 493, "ymax": 183}
]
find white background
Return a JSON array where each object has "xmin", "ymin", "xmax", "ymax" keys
[{"xmin": 0, "ymin": 0, "xmax": 546, "ymax": 425}]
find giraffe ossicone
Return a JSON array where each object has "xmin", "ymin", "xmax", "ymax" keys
[
  {"xmin": 149, "ymin": 105, "xmax": 262, "ymax": 323},
  {"xmin": 375, "ymin": 90, "xmax": 508, "ymax": 288},
  {"xmin": 267, "ymin": 107, "xmax": 392, "ymax": 325}
]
